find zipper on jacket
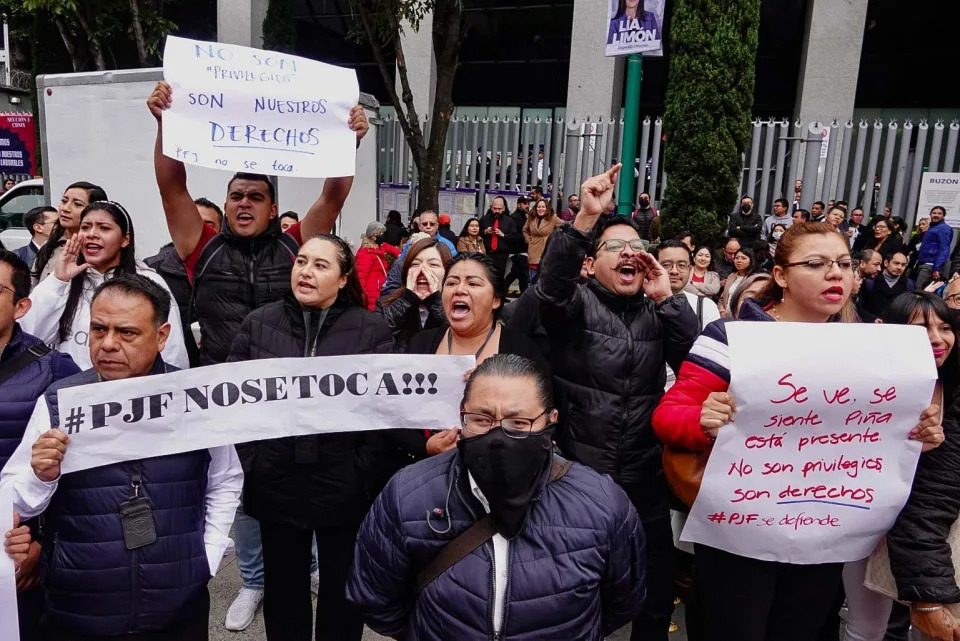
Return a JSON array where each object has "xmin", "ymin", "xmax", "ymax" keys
[
  {"xmin": 615, "ymin": 309, "xmax": 632, "ymax": 480},
  {"xmin": 246, "ymin": 242, "xmax": 257, "ymax": 309},
  {"xmin": 454, "ymin": 472, "xmax": 500, "ymax": 640},
  {"xmin": 494, "ymin": 540, "xmax": 512, "ymax": 641}
]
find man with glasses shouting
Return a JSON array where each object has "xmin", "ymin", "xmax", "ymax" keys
[
  {"xmin": 530, "ymin": 164, "xmax": 699, "ymax": 641},
  {"xmin": 348, "ymin": 354, "xmax": 645, "ymax": 640}
]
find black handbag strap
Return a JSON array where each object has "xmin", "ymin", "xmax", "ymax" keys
[
  {"xmin": 0, "ymin": 344, "xmax": 50, "ymax": 386},
  {"xmin": 696, "ymin": 295, "xmax": 705, "ymax": 332},
  {"xmin": 415, "ymin": 458, "xmax": 572, "ymax": 593}
]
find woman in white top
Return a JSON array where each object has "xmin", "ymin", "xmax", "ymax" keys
[{"xmin": 20, "ymin": 200, "xmax": 188, "ymax": 370}]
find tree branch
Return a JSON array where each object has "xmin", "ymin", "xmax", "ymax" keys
[
  {"xmin": 52, "ymin": 15, "xmax": 83, "ymax": 72},
  {"xmin": 129, "ymin": 0, "xmax": 150, "ymax": 66},
  {"xmin": 73, "ymin": 6, "xmax": 106, "ymax": 70}
]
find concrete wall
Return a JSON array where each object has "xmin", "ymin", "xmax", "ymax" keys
[
  {"xmin": 565, "ymin": 0, "xmax": 624, "ymax": 121},
  {"xmin": 397, "ymin": 16, "xmax": 436, "ymax": 124},
  {"xmin": 217, "ymin": 0, "xmax": 268, "ymax": 48},
  {"xmin": 0, "ymin": 87, "xmax": 31, "ymax": 114}
]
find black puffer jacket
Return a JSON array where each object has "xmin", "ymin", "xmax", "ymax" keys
[
  {"xmin": 227, "ymin": 293, "xmax": 394, "ymax": 529},
  {"xmin": 375, "ymin": 289, "xmax": 446, "ymax": 349},
  {"xmin": 533, "ymin": 224, "xmax": 698, "ymax": 515},
  {"xmin": 888, "ymin": 392, "xmax": 960, "ymax": 604}
]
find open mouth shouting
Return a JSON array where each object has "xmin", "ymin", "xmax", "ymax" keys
[
  {"xmin": 296, "ymin": 279, "xmax": 316, "ymax": 294},
  {"xmin": 83, "ymin": 241, "xmax": 104, "ymax": 258},
  {"xmin": 822, "ymin": 285, "xmax": 844, "ymax": 303},
  {"xmin": 450, "ymin": 299, "xmax": 471, "ymax": 321},
  {"xmin": 616, "ymin": 260, "xmax": 640, "ymax": 285},
  {"xmin": 235, "ymin": 212, "xmax": 256, "ymax": 227}
]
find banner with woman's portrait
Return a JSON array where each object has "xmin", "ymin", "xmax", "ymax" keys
[{"xmin": 605, "ymin": 0, "xmax": 665, "ymax": 57}]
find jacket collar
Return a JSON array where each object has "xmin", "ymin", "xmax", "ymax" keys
[
  {"xmin": 587, "ymin": 278, "xmax": 646, "ymax": 313},
  {"xmin": 0, "ymin": 323, "xmax": 27, "ymax": 363},
  {"xmin": 737, "ymin": 298, "xmax": 775, "ymax": 321},
  {"xmin": 222, "ymin": 217, "xmax": 283, "ymax": 253}
]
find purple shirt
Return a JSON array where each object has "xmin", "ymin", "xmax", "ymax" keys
[{"xmin": 607, "ymin": 10, "xmax": 660, "ymax": 47}]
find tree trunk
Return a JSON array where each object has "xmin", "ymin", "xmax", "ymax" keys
[
  {"xmin": 73, "ymin": 7, "xmax": 107, "ymax": 70},
  {"xmin": 129, "ymin": 0, "xmax": 151, "ymax": 66},
  {"xmin": 53, "ymin": 16, "xmax": 84, "ymax": 72}
]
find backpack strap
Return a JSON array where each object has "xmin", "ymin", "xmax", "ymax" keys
[
  {"xmin": 0, "ymin": 344, "xmax": 51, "ymax": 386},
  {"xmin": 414, "ymin": 457, "xmax": 572, "ymax": 593}
]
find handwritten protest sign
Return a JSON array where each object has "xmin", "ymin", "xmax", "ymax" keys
[
  {"xmin": 682, "ymin": 323, "xmax": 936, "ymax": 564},
  {"xmin": 605, "ymin": 0, "xmax": 665, "ymax": 57},
  {"xmin": 0, "ymin": 488, "xmax": 19, "ymax": 641},
  {"xmin": 54, "ymin": 354, "xmax": 474, "ymax": 474},
  {"xmin": 161, "ymin": 35, "xmax": 359, "ymax": 178}
]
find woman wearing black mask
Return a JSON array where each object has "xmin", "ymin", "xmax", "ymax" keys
[
  {"xmin": 229, "ymin": 233, "xmax": 393, "ymax": 641},
  {"xmin": 348, "ymin": 354, "xmax": 646, "ymax": 641}
]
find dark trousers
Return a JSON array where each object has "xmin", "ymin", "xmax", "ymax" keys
[
  {"xmin": 260, "ymin": 522, "xmax": 363, "ymax": 641},
  {"xmin": 885, "ymin": 602, "xmax": 911, "ymax": 641},
  {"xmin": 507, "ymin": 254, "xmax": 530, "ymax": 293},
  {"xmin": 43, "ymin": 589, "xmax": 209, "ymax": 641},
  {"xmin": 629, "ymin": 511, "xmax": 676, "ymax": 641},
  {"xmin": 695, "ymin": 543, "xmax": 842, "ymax": 641},
  {"xmin": 489, "ymin": 252, "xmax": 510, "ymax": 285}
]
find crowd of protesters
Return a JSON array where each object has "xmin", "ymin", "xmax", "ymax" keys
[{"xmin": 0, "ymin": 80, "xmax": 959, "ymax": 641}]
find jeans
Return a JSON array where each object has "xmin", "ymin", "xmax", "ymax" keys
[{"xmin": 234, "ymin": 503, "xmax": 318, "ymax": 590}]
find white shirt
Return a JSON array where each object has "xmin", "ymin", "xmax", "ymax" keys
[
  {"xmin": 468, "ymin": 472, "xmax": 509, "ymax": 634},
  {"xmin": 665, "ymin": 292, "xmax": 721, "ymax": 389},
  {"xmin": 19, "ymin": 263, "xmax": 189, "ymax": 371},
  {"xmin": 0, "ymin": 398, "xmax": 243, "ymax": 576}
]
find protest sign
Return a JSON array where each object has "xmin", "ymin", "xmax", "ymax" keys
[
  {"xmin": 682, "ymin": 322, "xmax": 936, "ymax": 564},
  {"xmin": 55, "ymin": 354, "xmax": 474, "ymax": 474},
  {"xmin": 917, "ymin": 172, "xmax": 960, "ymax": 228},
  {"xmin": 605, "ymin": 0, "xmax": 665, "ymax": 57},
  {"xmin": 0, "ymin": 112, "xmax": 37, "ymax": 175},
  {"xmin": 0, "ymin": 487, "xmax": 19, "ymax": 641},
  {"xmin": 161, "ymin": 35, "xmax": 359, "ymax": 178}
]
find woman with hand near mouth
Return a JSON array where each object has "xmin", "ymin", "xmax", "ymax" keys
[
  {"xmin": 33, "ymin": 181, "xmax": 108, "ymax": 284},
  {"xmin": 653, "ymin": 222, "xmax": 944, "ymax": 641},
  {"xmin": 394, "ymin": 252, "xmax": 549, "ymax": 462},
  {"xmin": 20, "ymin": 201, "xmax": 188, "ymax": 370},
  {"xmin": 377, "ymin": 237, "xmax": 452, "ymax": 349},
  {"xmin": 228, "ymin": 233, "xmax": 392, "ymax": 641}
]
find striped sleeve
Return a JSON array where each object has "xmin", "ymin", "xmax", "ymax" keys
[{"xmin": 652, "ymin": 319, "xmax": 731, "ymax": 451}]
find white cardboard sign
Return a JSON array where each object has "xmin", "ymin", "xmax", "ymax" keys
[
  {"xmin": 682, "ymin": 322, "xmax": 936, "ymax": 564},
  {"xmin": 161, "ymin": 35, "xmax": 359, "ymax": 178}
]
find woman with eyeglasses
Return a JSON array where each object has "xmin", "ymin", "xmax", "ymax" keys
[
  {"xmin": 389, "ymin": 253, "xmax": 549, "ymax": 464},
  {"xmin": 653, "ymin": 222, "xmax": 943, "ymax": 641},
  {"xmin": 718, "ymin": 246, "xmax": 757, "ymax": 318},
  {"xmin": 348, "ymin": 354, "xmax": 645, "ymax": 641},
  {"xmin": 685, "ymin": 246, "xmax": 721, "ymax": 298}
]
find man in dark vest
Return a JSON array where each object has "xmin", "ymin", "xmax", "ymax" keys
[
  {"xmin": 0, "ymin": 249, "xmax": 80, "ymax": 640},
  {"xmin": 148, "ymin": 81, "xmax": 367, "ymax": 628},
  {"xmin": 1, "ymin": 274, "xmax": 243, "ymax": 641}
]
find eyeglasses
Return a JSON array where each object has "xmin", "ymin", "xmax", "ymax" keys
[
  {"xmin": 0, "ymin": 283, "xmax": 15, "ymax": 297},
  {"xmin": 598, "ymin": 239, "xmax": 645, "ymax": 253},
  {"xmin": 782, "ymin": 258, "xmax": 855, "ymax": 273},
  {"xmin": 460, "ymin": 410, "xmax": 551, "ymax": 439},
  {"xmin": 946, "ymin": 294, "xmax": 960, "ymax": 307},
  {"xmin": 659, "ymin": 261, "xmax": 690, "ymax": 271}
]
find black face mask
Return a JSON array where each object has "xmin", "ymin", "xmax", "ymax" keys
[
  {"xmin": 374, "ymin": 234, "xmax": 385, "ymax": 244},
  {"xmin": 639, "ymin": 198, "xmax": 650, "ymax": 207},
  {"xmin": 458, "ymin": 425, "xmax": 554, "ymax": 540},
  {"xmin": 741, "ymin": 204, "xmax": 752, "ymax": 214}
]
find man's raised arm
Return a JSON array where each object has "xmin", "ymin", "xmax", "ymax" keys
[
  {"xmin": 149, "ymin": 81, "xmax": 205, "ymax": 260},
  {"xmin": 299, "ymin": 105, "xmax": 370, "ymax": 239}
]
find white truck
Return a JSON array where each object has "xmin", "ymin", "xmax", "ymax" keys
[{"xmin": 34, "ymin": 68, "xmax": 380, "ymax": 259}]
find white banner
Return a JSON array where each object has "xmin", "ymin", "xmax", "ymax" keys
[
  {"xmin": 682, "ymin": 323, "xmax": 936, "ymax": 564},
  {"xmin": 55, "ymin": 355, "xmax": 474, "ymax": 475},
  {"xmin": 0, "ymin": 488, "xmax": 19, "ymax": 641},
  {"xmin": 161, "ymin": 35, "xmax": 359, "ymax": 178},
  {"xmin": 605, "ymin": 0, "xmax": 665, "ymax": 57},
  {"xmin": 917, "ymin": 172, "xmax": 960, "ymax": 228}
]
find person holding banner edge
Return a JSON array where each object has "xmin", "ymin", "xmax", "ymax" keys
[
  {"xmin": 1, "ymin": 274, "xmax": 243, "ymax": 641},
  {"xmin": 652, "ymin": 222, "xmax": 944, "ymax": 641},
  {"xmin": 226, "ymin": 233, "xmax": 392, "ymax": 641},
  {"xmin": 149, "ymin": 80, "xmax": 369, "ymax": 630}
]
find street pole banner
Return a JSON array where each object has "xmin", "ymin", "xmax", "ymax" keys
[
  {"xmin": 0, "ymin": 112, "xmax": 37, "ymax": 176},
  {"xmin": 55, "ymin": 354, "xmax": 475, "ymax": 475},
  {"xmin": 682, "ymin": 322, "xmax": 935, "ymax": 564},
  {"xmin": 917, "ymin": 172, "xmax": 960, "ymax": 228},
  {"xmin": 605, "ymin": 0, "xmax": 665, "ymax": 57},
  {"xmin": 161, "ymin": 35, "xmax": 359, "ymax": 178}
]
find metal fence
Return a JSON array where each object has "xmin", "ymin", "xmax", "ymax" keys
[{"xmin": 379, "ymin": 113, "xmax": 960, "ymax": 230}]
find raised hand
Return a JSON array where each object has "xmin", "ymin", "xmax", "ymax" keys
[
  {"xmin": 575, "ymin": 164, "xmax": 622, "ymax": 232},
  {"xmin": 54, "ymin": 233, "xmax": 91, "ymax": 283},
  {"xmin": 636, "ymin": 251, "xmax": 673, "ymax": 304},
  {"xmin": 426, "ymin": 429, "xmax": 459, "ymax": 456},
  {"xmin": 406, "ymin": 264, "xmax": 422, "ymax": 294},
  {"xmin": 147, "ymin": 81, "xmax": 173, "ymax": 123},
  {"xmin": 349, "ymin": 105, "xmax": 370, "ymax": 144}
]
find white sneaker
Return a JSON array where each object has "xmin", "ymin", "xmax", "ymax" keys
[
  {"xmin": 225, "ymin": 587, "xmax": 263, "ymax": 631},
  {"xmin": 311, "ymin": 569, "xmax": 319, "ymax": 596}
]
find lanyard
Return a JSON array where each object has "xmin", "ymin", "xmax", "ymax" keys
[{"xmin": 446, "ymin": 323, "xmax": 497, "ymax": 359}]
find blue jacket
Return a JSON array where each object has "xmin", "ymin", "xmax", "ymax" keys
[
  {"xmin": 917, "ymin": 220, "xmax": 954, "ymax": 271},
  {"xmin": 347, "ymin": 451, "xmax": 646, "ymax": 641},
  {"xmin": 14, "ymin": 241, "xmax": 39, "ymax": 269},
  {"xmin": 0, "ymin": 324, "xmax": 79, "ymax": 471},
  {"xmin": 41, "ymin": 360, "xmax": 212, "ymax": 636}
]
